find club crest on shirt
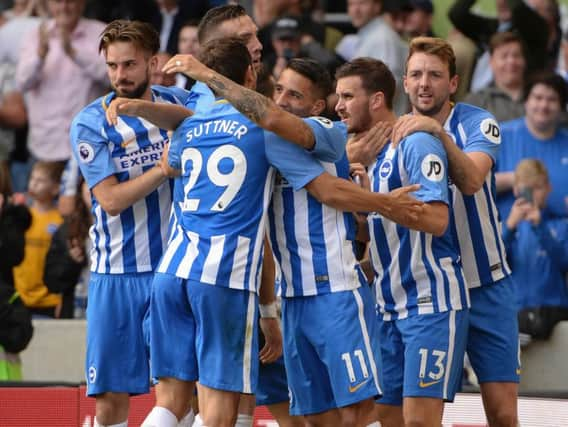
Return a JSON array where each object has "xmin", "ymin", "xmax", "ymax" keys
[
  {"xmin": 77, "ymin": 142, "xmax": 95, "ymax": 163},
  {"xmin": 378, "ymin": 159, "xmax": 393, "ymax": 180},
  {"xmin": 480, "ymin": 118, "xmax": 501, "ymax": 144},
  {"xmin": 421, "ymin": 154, "xmax": 445, "ymax": 182}
]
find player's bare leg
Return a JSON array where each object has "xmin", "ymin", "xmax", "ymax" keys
[{"xmin": 480, "ymin": 382, "xmax": 518, "ymax": 427}]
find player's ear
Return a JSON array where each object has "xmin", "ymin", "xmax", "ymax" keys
[
  {"xmin": 370, "ymin": 91, "xmax": 384, "ymax": 111},
  {"xmin": 310, "ymin": 99, "xmax": 326, "ymax": 116}
]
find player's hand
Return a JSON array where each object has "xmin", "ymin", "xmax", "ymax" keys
[
  {"xmin": 379, "ymin": 185, "xmax": 424, "ymax": 224},
  {"xmin": 106, "ymin": 97, "xmax": 141, "ymax": 125},
  {"xmin": 38, "ymin": 20, "xmax": 50, "ymax": 59},
  {"xmin": 158, "ymin": 142, "xmax": 180, "ymax": 178},
  {"xmin": 349, "ymin": 163, "xmax": 371, "ymax": 191},
  {"xmin": 346, "ymin": 121, "xmax": 392, "ymax": 166},
  {"xmin": 391, "ymin": 115, "xmax": 443, "ymax": 147},
  {"xmin": 259, "ymin": 317, "xmax": 282, "ymax": 364},
  {"xmin": 506, "ymin": 198, "xmax": 530, "ymax": 230},
  {"xmin": 163, "ymin": 54, "xmax": 211, "ymax": 82}
]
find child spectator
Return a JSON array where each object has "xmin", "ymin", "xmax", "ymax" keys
[
  {"xmin": 13, "ymin": 161, "xmax": 64, "ymax": 318},
  {"xmin": 44, "ymin": 177, "xmax": 92, "ymax": 319},
  {"xmin": 503, "ymin": 159, "xmax": 568, "ymax": 342}
]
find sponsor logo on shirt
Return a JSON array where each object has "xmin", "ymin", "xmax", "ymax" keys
[
  {"xmin": 114, "ymin": 140, "xmax": 166, "ymax": 171},
  {"xmin": 421, "ymin": 154, "xmax": 444, "ymax": 182},
  {"xmin": 480, "ymin": 118, "xmax": 501, "ymax": 144}
]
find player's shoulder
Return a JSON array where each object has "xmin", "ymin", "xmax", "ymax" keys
[
  {"xmin": 151, "ymin": 84, "xmax": 190, "ymax": 105},
  {"xmin": 72, "ymin": 93, "xmax": 108, "ymax": 128},
  {"xmin": 402, "ymin": 131, "xmax": 444, "ymax": 154}
]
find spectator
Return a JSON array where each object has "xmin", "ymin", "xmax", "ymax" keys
[
  {"xmin": 151, "ymin": 51, "xmax": 176, "ymax": 86},
  {"xmin": 465, "ymin": 31, "xmax": 526, "ymax": 122},
  {"xmin": 44, "ymin": 177, "xmax": 91, "ymax": 319},
  {"xmin": 15, "ymin": 0, "xmax": 107, "ymax": 191},
  {"xmin": 175, "ymin": 19, "xmax": 199, "ymax": 89},
  {"xmin": 0, "ymin": 162, "xmax": 32, "ymax": 380},
  {"xmin": 449, "ymin": 0, "xmax": 560, "ymax": 93},
  {"xmin": 0, "ymin": 63, "xmax": 26, "ymax": 165},
  {"xmin": 496, "ymin": 72, "xmax": 568, "ymax": 219},
  {"xmin": 264, "ymin": 15, "xmax": 343, "ymax": 79},
  {"xmin": 403, "ymin": 0, "xmax": 435, "ymax": 38},
  {"xmin": 149, "ymin": 0, "xmax": 208, "ymax": 55},
  {"xmin": 13, "ymin": 161, "xmax": 64, "ymax": 318},
  {"xmin": 346, "ymin": 0, "xmax": 409, "ymax": 115},
  {"xmin": 503, "ymin": 159, "xmax": 568, "ymax": 341}
]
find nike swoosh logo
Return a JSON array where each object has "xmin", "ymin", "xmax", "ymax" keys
[
  {"xmin": 121, "ymin": 137, "xmax": 136, "ymax": 148},
  {"xmin": 348, "ymin": 378, "xmax": 371, "ymax": 393},
  {"xmin": 419, "ymin": 379, "xmax": 442, "ymax": 388}
]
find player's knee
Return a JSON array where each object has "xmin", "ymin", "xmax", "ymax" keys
[
  {"xmin": 201, "ymin": 411, "xmax": 238, "ymax": 427},
  {"xmin": 486, "ymin": 407, "xmax": 518, "ymax": 427},
  {"xmin": 95, "ymin": 393, "xmax": 129, "ymax": 425}
]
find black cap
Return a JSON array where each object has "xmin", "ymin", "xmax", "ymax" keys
[
  {"xmin": 271, "ymin": 16, "xmax": 301, "ymax": 40},
  {"xmin": 407, "ymin": 0, "xmax": 434, "ymax": 14}
]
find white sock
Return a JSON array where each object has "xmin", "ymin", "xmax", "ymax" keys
[
  {"xmin": 192, "ymin": 414, "xmax": 204, "ymax": 427},
  {"xmin": 234, "ymin": 413, "xmax": 253, "ymax": 427},
  {"xmin": 93, "ymin": 418, "xmax": 128, "ymax": 427},
  {"xmin": 178, "ymin": 409, "xmax": 195, "ymax": 427},
  {"xmin": 366, "ymin": 423, "xmax": 380, "ymax": 427},
  {"xmin": 141, "ymin": 406, "xmax": 178, "ymax": 427}
]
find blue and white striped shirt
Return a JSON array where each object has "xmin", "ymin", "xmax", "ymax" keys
[
  {"xmin": 265, "ymin": 125, "xmax": 366, "ymax": 297},
  {"xmin": 368, "ymin": 132, "xmax": 469, "ymax": 320},
  {"xmin": 444, "ymin": 103, "xmax": 511, "ymax": 288},
  {"xmin": 70, "ymin": 85, "xmax": 189, "ymax": 274}
]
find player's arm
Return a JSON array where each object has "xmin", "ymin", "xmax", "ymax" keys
[
  {"xmin": 392, "ymin": 115, "xmax": 493, "ymax": 195},
  {"xmin": 163, "ymin": 54, "xmax": 318, "ymax": 151},
  {"xmin": 92, "ymin": 166, "xmax": 167, "ymax": 216},
  {"xmin": 258, "ymin": 236, "xmax": 282, "ymax": 364},
  {"xmin": 305, "ymin": 173, "xmax": 424, "ymax": 227},
  {"xmin": 106, "ymin": 98, "xmax": 193, "ymax": 130}
]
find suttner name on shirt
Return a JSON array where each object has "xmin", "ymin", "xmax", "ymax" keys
[
  {"xmin": 116, "ymin": 140, "xmax": 166, "ymax": 171},
  {"xmin": 185, "ymin": 119, "xmax": 249, "ymax": 142}
]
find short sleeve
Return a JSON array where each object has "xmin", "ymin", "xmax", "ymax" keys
[
  {"xmin": 70, "ymin": 113, "xmax": 117, "ymax": 190},
  {"xmin": 461, "ymin": 110, "xmax": 501, "ymax": 163},
  {"xmin": 305, "ymin": 116, "xmax": 347, "ymax": 162},
  {"xmin": 265, "ymin": 131, "xmax": 325, "ymax": 191},
  {"xmin": 401, "ymin": 132, "xmax": 449, "ymax": 205},
  {"xmin": 168, "ymin": 119, "xmax": 189, "ymax": 170}
]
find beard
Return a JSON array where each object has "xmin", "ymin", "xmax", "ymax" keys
[
  {"xmin": 112, "ymin": 77, "xmax": 150, "ymax": 99},
  {"xmin": 411, "ymin": 94, "xmax": 446, "ymax": 117}
]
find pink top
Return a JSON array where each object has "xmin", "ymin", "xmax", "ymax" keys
[{"xmin": 16, "ymin": 18, "xmax": 108, "ymax": 161}]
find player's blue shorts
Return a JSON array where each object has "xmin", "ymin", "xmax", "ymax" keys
[
  {"xmin": 467, "ymin": 276, "xmax": 520, "ymax": 383},
  {"xmin": 85, "ymin": 272, "xmax": 153, "ymax": 396},
  {"xmin": 150, "ymin": 273, "xmax": 259, "ymax": 394},
  {"xmin": 256, "ymin": 356, "xmax": 289, "ymax": 406},
  {"xmin": 282, "ymin": 285, "xmax": 382, "ymax": 416},
  {"xmin": 376, "ymin": 309, "xmax": 468, "ymax": 406}
]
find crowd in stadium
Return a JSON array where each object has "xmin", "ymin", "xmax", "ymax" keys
[{"xmin": 0, "ymin": 0, "xmax": 567, "ymax": 426}]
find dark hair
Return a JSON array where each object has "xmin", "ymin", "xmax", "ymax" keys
[
  {"xmin": 198, "ymin": 37, "xmax": 251, "ymax": 86},
  {"xmin": 489, "ymin": 31, "xmax": 524, "ymax": 55},
  {"xmin": 286, "ymin": 58, "xmax": 332, "ymax": 100},
  {"xmin": 67, "ymin": 177, "xmax": 91, "ymax": 246},
  {"xmin": 523, "ymin": 72, "xmax": 567, "ymax": 109},
  {"xmin": 335, "ymin": 57, "xmax": 396, "ymax": 109},
  {"xmin": 407, "ymin": 36, "xmax": 457, "ymax": 77},
  {"xmin": 32, "ymin": 161, "xmax": 65, "ymax": 184},
  {"xmin": 197, "ymin": 4, "xmax": 247, "ymax": 44},
  {"xmin": 99, "ymin": 20, "xmax": 160, "ymax": 56},
  {"xmin": 256, "ymin": 63, "xmax": 275, "ymax": 98},
  {"xmin": 0, "ymin": 161, "xmax": 12, "ymax": 203}
]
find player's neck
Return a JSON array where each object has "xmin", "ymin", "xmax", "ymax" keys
[
  {"xmin": 429, "ymin": 101, "xmax": 454, "ymax": 127},
  {"xmin": 371, "ymin": 110, "xmax": 397, "ymax": 127}
]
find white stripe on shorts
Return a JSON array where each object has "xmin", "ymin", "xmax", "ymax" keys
[
  {"xmin": 242, "ymin": 291, "xmax": 256, "ymax": 393},
  {"xmin": 353, "ymin": 289, "xmax": 382, "ymax": 395},
  {"xmin": 443, "ymin": 310, "xmax": 457, "ymax": 399}
]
